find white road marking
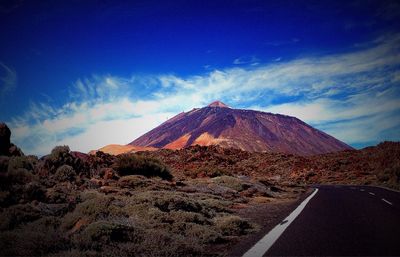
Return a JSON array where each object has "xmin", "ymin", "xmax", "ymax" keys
[
  {"xmin": 369, "ymin": 192, "xmax": 375, "ymax": 196},
  {"xmin": 382, "ymin": 198, "xmax": 393, "ymax": 205},
  {"xmin": 360, "ymin": 189, "xmax": 365, "ymax": 192},
  {"xmin": 242, "ymin": 188, "xmax": 319, "ymax": 257}
]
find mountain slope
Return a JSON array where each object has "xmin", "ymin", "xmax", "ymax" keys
[{"xmin": 129, "ymin": 101, "xmax": 352, "ymax": 155}]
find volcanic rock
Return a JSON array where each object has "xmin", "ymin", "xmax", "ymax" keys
[{"xmin": 0, "ymin": 123, "xmax": 11, "ymax": 156}]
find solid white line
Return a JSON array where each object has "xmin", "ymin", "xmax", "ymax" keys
[
  {"xmin": 242, "ymin": 189, "xmax": 319, "ymax": 257},
  {"xmin": 369, "ymin": 192, "xmax": 375, "ymax": 196},
  {"xmin": 382, "ymin": 198, "xmax": 393, "ymax": 205}
]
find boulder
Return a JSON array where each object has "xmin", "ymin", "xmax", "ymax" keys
[{"xmin": 0, "ymin": 123, "xmax": 11, "ymax": 156}]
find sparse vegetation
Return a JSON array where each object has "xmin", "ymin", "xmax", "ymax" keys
[{"xmin": 113, "ymin": 153, "xmax": 172, "ymax": 180}]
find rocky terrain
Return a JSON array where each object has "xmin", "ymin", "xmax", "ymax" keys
[
  {"xmin": 129, "ymin": 101, "xmax": 352, "ymax": 156},
  {"xmin": 0, "ymin": 123, "xmax": 303, "ymax": 257},
  {"xmin": 140, "ymin": 142, "xmax": 400, "ymax": 190},
  {"xmin": 1, "ymin": 122, "xmax": 399, "ymax": 256}
]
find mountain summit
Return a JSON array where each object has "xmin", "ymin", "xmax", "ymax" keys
[
  {"xmin": 208, "ymin": 101, "xmax": 230, "ymax": 108},
  {"xmin": 129, "ymin": 101, "xmax": 352, "ymax": 155}
]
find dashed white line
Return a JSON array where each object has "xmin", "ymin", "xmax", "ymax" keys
[
  {"xmin": 360, "ymin": 189, "xmax": 365, "ymax": 192},
  {"xmin": 382, "ymin": 198, "xmax": 393, "ymax": 205},
  {"xmin": 242, "ymin": 188, "xmax": 319, "ymax": 257},
  {"xmin": 369, "ymin": 192, "xmax": 375, "ymax": 196}
]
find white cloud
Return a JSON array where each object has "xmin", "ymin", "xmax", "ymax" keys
[
  {"xmin": 233, "ymin": 56, "xmax": 260, "ymax": 65},
  {"xmin": 7, "ymin": 34, "xmax": 400, "ymax": 155}
]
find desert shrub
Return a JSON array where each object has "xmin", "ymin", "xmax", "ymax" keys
[
  {"xmin": 0, "ymin": 204, "xmax": 41, "ymax": 230},
  {"xmin": 8, "ymin": 156, "xmax": 34, "ymax": 172},
  {"xmin": 184, "ymin": 223, "xmax": 224, "ymax": 244},
  {"xmin": 0, "ymin": 156, "xmax": 9, "ymax": 173},
  {"xmin": 198, "ymin": 198, "xmax": 232, "ymax": 214},
  {"xmin": 113, "ymin": 154, "xmax": 172, "ymax": 180},
  {"xmin": 169, "ymin": 210, "xmax": 208, "ymax": 225},
  {"xmin": 0, "ymin": 217, "xmax": 67, "ymax": 256},
  {"xmin": 49, "ymin": 145, "xmax": 71, "ymax": 161},
  {"xmin": 42, "ymin": 145, "xmax": 88, "ymax": 177},
  {"xmin": 22, "ymin": 181, "xmax": 46, "ymax": 202},
  {"xmin": 73, "ymin": 221, "xmax": 142, "ymax": 250},
  {"xmin": 214, "ymin": 215, "xmax": 254, "ymax": 236},
  {"xmin": 185, "ymin": 166, "xmax": 231, "ymax": 179},
  {"xmin": 212, "ymin": 176, "xmax": 245, "ymax": 191},
  {"xmin": 6, "ymin": 167, "xmax": 35, "ymax": 184},
  {"xmin": 152, "ymin": 194, "xmax": 203, "ymax": 213},
  {"xmin": 62, "ymin": 193, "xmax": 125, "ymax": 231},
  {"xmin": 138, "ymin": 228, "xmax": 204, "ymax": 257},
  {"xmin": 377, "ymin": 163, "xmax": 400, "ymax": 189},
  {"xmin": 117, "ymin": 175, "xmax": 152, "ymax": 189},
  {"xmin": 54, "ymin": 165, "xmax": 76, "ymax": 182}
]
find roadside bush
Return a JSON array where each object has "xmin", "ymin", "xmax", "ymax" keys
[
  {"xmin": 73, "ymin": 221, "xmax": 142, "ymax": 250},
  {"xmin": 214, "ymin": 215, "xmax": 254, "ymax": 236},
  {"xmin": 212, "ymin": 176, "xmax": 245, "ymax": 191},
  {"xmin": 113, "ymin": 154, "xmax": 172, "ymax": 180}
]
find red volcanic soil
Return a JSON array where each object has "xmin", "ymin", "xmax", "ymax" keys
[{"xmin": 129, "ymin": 101, "xmax": 352, "ymax": 156}]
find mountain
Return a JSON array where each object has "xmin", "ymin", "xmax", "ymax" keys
[{"xmin": 129, "ymin": 101, "xmax": 352, "ymax": 155}]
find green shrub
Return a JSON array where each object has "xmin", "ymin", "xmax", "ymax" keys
[
  {"xmin": 49, "ymin": 145, "xmax": 71, "ymax": 161},
  {"xmin": 22, "ymin": 181, "xmax": 46, "ymax": 202},
  {"xmin": 0, "ymin": 217, "xmax": 67, "ymax": 256},
  {"xmin": 8, "ymin": 156, "xmax": 34, "ymax": 172},
  {"xmin": 184, "ymin": 223, "xmax": 224, "ymax": 244},
  {"xmin": 113, "ymin": 154, "xmax": 172, "ymax": 180},
  {"xmin": 0, "ymin": 204, "xmax": 41, "ymax": 230},
  {"xmin": 61, "ymin": 194, "xmax": 125, "ymax": 231},
  {"xmin": 214, "ymin": 215, "xmax": 254, "ymax": 236},
  {"xmin": 0, "ymin": 156, "xmax": 9, "ymax": 173},
  {"xmin": 212, "ymin": 176, "xmax": 245, "ymax": 191},
  {"xmin": 7, "ymin": 168, "xmax": 35, "ymax": 184},
  {"xmin": 117, "ymin": 175, "xmax": 151, "ymax": 188},
  {"xmin": 54, "ymin": 165, "xmax": 76, "ymax": 182},
  {"xmin": 74, "ymin": 221, "xmax": 141, "ymax": 250}
]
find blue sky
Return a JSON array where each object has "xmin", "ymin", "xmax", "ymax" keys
[{"xmin": 0, "ymin": 0, "xmax": 400, "ymax": 155}]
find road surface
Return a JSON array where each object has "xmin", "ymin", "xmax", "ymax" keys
[{"xmin": 245, "ymin": 185, "xmax": 400, "ymax": 256}]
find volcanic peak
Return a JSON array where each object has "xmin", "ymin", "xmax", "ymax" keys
[{"xmin": 207, "ymin": 101, "xmax": 230, "ymax": 108}]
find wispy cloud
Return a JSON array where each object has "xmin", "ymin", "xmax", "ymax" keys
[
  {"xmin": 7, "ymin": 34, "xmax": 400, "ymax": 155},
  {"xmin": 0, "ymin": 62, "xmax": 17, "ymax": 97},
  {"xmin": 233, "ymin": 56, "xmax": 260, "ymax": 65}
]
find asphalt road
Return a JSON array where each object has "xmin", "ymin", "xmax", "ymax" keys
[{"xmin": 264, "ymin": 185, "xmax": 400, "ymax": 256}]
